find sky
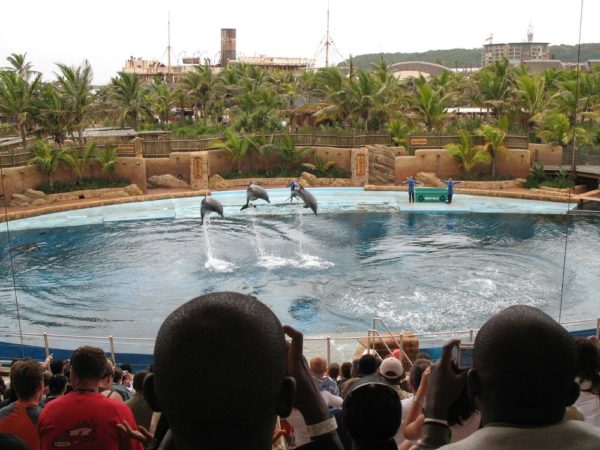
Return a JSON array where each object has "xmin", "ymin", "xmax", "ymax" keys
[{"xmin": 1, "ymin": 0, "xmax": 598, "ymax": 84}]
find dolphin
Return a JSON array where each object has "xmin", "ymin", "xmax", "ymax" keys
[
  {"xmin": 240, "ymin": 184, "xmax": 271, "ymax": 211},
  {"xmin": 295, "ymin": 186, "xmax": 318, "ymax": 215},
  {"xmin": 201, "ymin": 196, "xmax": 224, "ymax": 225}
]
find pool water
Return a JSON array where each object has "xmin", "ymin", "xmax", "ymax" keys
[{"xmin": 0, "ymin": 189, "xmax": 597, "ymax": 340}]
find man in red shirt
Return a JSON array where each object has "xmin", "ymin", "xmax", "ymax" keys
[
  {"xmin": 37, "ymin": 346, "xmax": 143, "ymax": 450},
  {"xmin": 0, "ymin": 359, "xmax": 44, "ymax": 449}
]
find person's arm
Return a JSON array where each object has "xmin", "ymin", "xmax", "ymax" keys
[
  {"xmin": 402, "ymin": 367, "xmax": 431, "ymax": 440},
  {"xmin": 284, "ymin": 326, "xmax": 343, "ymax": 450},
  {"xmin": 411, "ymin": 340, "xmax": 466, "ymax": 450}
]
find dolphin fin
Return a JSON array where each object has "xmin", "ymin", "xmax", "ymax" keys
[{"xmin": 240, "ymin": 203, "xmax": 250, "ymax": 211}]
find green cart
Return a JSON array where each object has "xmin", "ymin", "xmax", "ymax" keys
[{"xmin": 415, "ymin": 187, "xmax": 447, "ymax": 203}]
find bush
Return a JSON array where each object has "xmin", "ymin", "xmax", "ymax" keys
[{"xmin": 37, "ymin": 177, "xmax": 131, "ymax": 194}]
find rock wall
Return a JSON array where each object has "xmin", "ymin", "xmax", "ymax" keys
[
  {"xmin": 9, "ymin": 184, "xmax": 145, "ymax": 206},
  {"xmin": 367, "ymin": 145, "xmax": 400, "ymax": 185}
]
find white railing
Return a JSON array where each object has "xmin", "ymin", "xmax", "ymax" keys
[{"xmin": 1, "ymin": 317, "xmax": 598, "ymax": 366}]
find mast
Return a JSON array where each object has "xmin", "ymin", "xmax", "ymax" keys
[
  {"xmin": 325, "ymin": 0, "xmax": 330, "ymax": 67},
  {"xmin": 167, "ymin": 12, "xmax": 172, "ymax": 81}
]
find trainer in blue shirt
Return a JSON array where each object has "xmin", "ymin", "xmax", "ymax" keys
[
  {"xmin": 401, "ymin": 176, "xmax": 420, "ymax": 203},
  {"xmin": 442, "ymin": 177, "xmax": 462, "ymax": 204}
]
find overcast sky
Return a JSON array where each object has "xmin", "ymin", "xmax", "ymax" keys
[{"xmin": 1, "ymin": 0, "xmax": 597, "ymax": 84}]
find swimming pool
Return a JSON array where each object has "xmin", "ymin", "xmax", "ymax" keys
[{"xmin": 1, "ymin": 188, "xmax": 597, "ymax": 348}]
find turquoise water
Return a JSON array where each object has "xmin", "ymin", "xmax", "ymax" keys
[{"xmin": 1, "ymin": 189, "xmax": 597, "ymax": 342}]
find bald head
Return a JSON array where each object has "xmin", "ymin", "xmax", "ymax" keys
[{"xmin": 470, "ymin": 305, "xmax": 578, "ymax": 425}]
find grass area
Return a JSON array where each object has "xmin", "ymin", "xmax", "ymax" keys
[{"xmin": 37, "ymin": 177, "xmax": 131, "ymax": 194}]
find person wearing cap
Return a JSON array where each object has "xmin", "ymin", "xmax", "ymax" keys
[{"xmin": 379, "ymin": 357, "xmax": 411, "ymax": 400}]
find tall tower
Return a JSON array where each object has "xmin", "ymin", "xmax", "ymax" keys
[
  {"xmin": 527, "ymin": 23, "xmax": 534, "ymax": 42},
  {"xmin": 220, "ymin": 28, "xmax": 236, "ymax": 67}
]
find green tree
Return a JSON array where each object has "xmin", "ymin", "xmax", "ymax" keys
[
  {"xmin": 55, "ymin": 61, "xmax": 93, "ymax": 145},
  {"xmin": 94, "ymin": 146, "xmax": 118, "ymax": 178},
  {"xmin": 273, "ymin": 134, "xmax": 313, "ymax": 172},
  {"xmin": 27, "ymin": 140, "xmax": 69, "ymax": 188},
  {"xmin": 210, "ymin": 129, "xmax": 253, "ymax": 174},
  {"xmin": 512, "ymin": 73, "xmax": 547, "ymax": 133},
  {"xmin": 38, "ymin": 83, "xmax": 70, "ymax": 145},
  {"xmin": 109, "ymin": 72, "xmax": 149, "ymax": 130},
  {"xmin": 537, "ymin": 112, "xmax": 588, "ymax": 146},
  {"xmin": 149, "ymin": 79, "xmax": 174, "ymax": 124},
  {"xmin": 0, "ymin": 70, "xmax": 41, "ymax": 154},
  {"xmin": 2, "ymin": 53, "xmax": 36, "ymax": 80},
  {"xmin": 388, "ymin": 119, "xmax": 412, "ymax": 148},
  {"xmin": 476, "ymin": 124, "xmax": 508, "ymax": 178},
  {"xmin": 61, "ymin": 142, "xmax": 97, "ymax": 181},
  {"xmin": 408, "ymin": 83, "xmax": 452, "ymax": 131},
  {"xmin": 446, "ymin": 130, "xmax": 491, "ymax": 174}
]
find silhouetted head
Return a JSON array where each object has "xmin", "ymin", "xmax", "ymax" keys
[
  {"xmin": 11, "ymin": 359, "xmax": 44, "ymax": 401},
  {"xmin": 49, "ymin": 359, "xmax": 64, "ymax": 375},
  {"xmin": 358, "ymin": 354, "xmax": 378, "ymax": 376},
  {"xmin": 113, "ymin": 366, "xmax": 123, "ymax": 383},
  {"xmin": 468, "ymin": 305, "xmax": 579, "ymax": 426},
  {"xmin": 145, "ymin": 292, "xmax": 295, "ymax": 450},
  {"xmin": 48, "ymin": 374, "xmax": 68, "ymax": 397},
  {"xmin": 343, "ymin": 382, "xmax": 401, "ymax": 450},
  {"xmin": 132, "ymin": 370, "xmax": 148, "ymax": 392},
  {"xmin": 340, "ymin": 362, "xmax": 353, "ymax": 379},
  {"xmin": 328, "ymin": 363, "xmax": 340, "ymax": 381},
  {"xmin": 409, "ymin": 358, "xmax": 433, "ymax": 393}
]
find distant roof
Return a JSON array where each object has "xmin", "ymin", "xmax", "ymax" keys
[
  {"xmin": 0, "ymin": 136, "xmax": 35, "ymax": 147},
  {"xmin": 522, "ymin": 60, "xmax": 565, "ymax": 72},
  {"xmin": 81, "ymin": 127, "xmax": 137, "ymax": 138}
]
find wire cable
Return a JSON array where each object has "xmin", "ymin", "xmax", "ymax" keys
[{"xmin": 558, "ymin": 0, "xmax": 584, "ymax": 324}]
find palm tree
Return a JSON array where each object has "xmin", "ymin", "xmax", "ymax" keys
[
  {"xmin": 210, "ymin": 129, "xmax": 253, "ymax": 174},
  {"xmin": 512, "ymin": 74, "xmax": 547, "ymax": 133},
  {"xmin": 476, "ymin": 124, "xmax": 508, "ymax": 178},
  {"xmin": 178, "ymin": 66, "xmax": 214, "ymax": 122},
  {"xmin": 409, "ymin": 83, "xmax": 452, "ymax": 132},
  {"xmin": 28, "ymin": 140, "xmax": 69, "ymax": 188},
  {"xmin": 474, "ymin": 59, "xmax": 513, "ymax": 118},
  {"xmin": 149, "ymin": 79, "xmax": 174, "ymax": 124},
  {"xmin": 274, "ymin": 134, "xmax": 313, "ymax": 172},
  {"xmin": 55, "ymin": 61, "xmax": 93, "ymax": 145},
  {"xmin": 94, "ymin": 146, "xmax": 119, "ymax": 178},
  {"xmin": 313, "ymin": 67, "xmax": 354, "ymax": 129},
  {"xmin": 0, "ymin": 70, "xmax": 41, "ymax": 155},
  {"xmin": 446, "ymin": 130, "xmax": 491, "ymax": 175},
  {"xmin": 388, "ymin": 119, "xmax": 412, "ymax": 148},
  {"xmin": 302, "ymin": 153, "xmax": 335, "ymax": 177},
  {"xmin": 2, "ymin": 53, "xmax": 36, "ymax": 80},
  {"xmin": 61, "ymin": 142, "xmax": 97, "ymax": 182},
  {"xmin": 537, "ymin": 113, "xmax": 588, "ymax": 147},
  {"xmin": 38, "ymin": 83, "xmax": 70, "ymax": 145},
  {"xmin": 109, "ymin": 72, "xmax": 149, "ymax": 130}
]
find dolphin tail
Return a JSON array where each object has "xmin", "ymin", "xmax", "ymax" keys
[
  {"xmin": 240, "ymin": 202, "xmax": 250, "ymax": 211},
  {"xmin": 312, "ymin": 206, "xmax": 318, "ymax": 216}
]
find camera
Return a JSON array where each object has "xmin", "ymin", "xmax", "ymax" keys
[{"xmin": 453, "ymin": 343, "xmax": 474, "ymax": 369}]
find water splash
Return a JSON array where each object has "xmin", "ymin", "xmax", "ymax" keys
[
  {"xmin": 294, "ymin": 209, "xmax": 334, "ymax": 270},
  {"xmin": 203, "ymin": 219, "xmax": 235, "ymax": 272}
]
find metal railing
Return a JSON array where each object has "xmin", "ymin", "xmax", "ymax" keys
[{"xmin": 2, "ymin": 317, "xmax": 597, "ymax": 367}]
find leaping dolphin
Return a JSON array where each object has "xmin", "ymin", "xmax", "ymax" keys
[
  {"xmin": 294, "ymin": 186, "xmax": 318, "ymax": 215},
  {"xmin": 201, "ymin": 196, "xmax": 224, "ymax": 225},
  {"xmin": 240, "ymin": 184, "xmax": 270, "ymax": 211}
]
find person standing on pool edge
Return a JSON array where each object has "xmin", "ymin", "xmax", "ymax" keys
[
  {"xmin": 442, "ymin": 177, "xmax": 461, "ymax": 204},
  {"xmin": 402, "ymin": 176, "xmax": 420, "ymax": 203}
]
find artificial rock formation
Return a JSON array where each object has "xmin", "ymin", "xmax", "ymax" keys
[
  {"xmin": 147, "ymin": 174, "xmax": 190, "ymax": 189},
  {"xmin": 367, "ymin": 145, "xmax": 396, "ymax": 185}
]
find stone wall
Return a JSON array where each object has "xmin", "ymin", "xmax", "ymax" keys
[
  {"xmin": 394, "ymin": 148, "xmax": 531, "ymax": 183},
  {"xmin": 351, "ymin": 148, "xmax": 369, "ymax": 186}
]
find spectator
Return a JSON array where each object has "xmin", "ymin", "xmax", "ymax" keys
[
  {"xmin": 343, "ymin": 382, "xmax": 402, "ymax": 450},
  {"xmin": 413, "ymin": 306, "xmax": 600, "ymax": 449},
  {"xmin": 574, "ymin": 337, "xmax": 600, "ymax": 426},
  {"xmin": 338, "ymin": 362, "xmax": 353, "ymax": 391},
  {"xmin": 45, "ymin": 375, "xmax": 67, "ymax": 403},
  {"xmin": 341, "ymin": 354, "xmax": 380, "ymax": 397},
  {"xmin": 328, "ymin": 363, "xmax": 340, "ymax": 384},
  {"xmin": 310, "ymin": 357, "xmax": 340, "ymax": 396},
  {"xmin": 379, "ymin": 357, "xmax": 412, "ymax": 400},
  {"xmin": 141, "ymin": 292, "xmax": 343, "ymax": 449},
  {"xmin": 0, "ymin": 359, "xmax": 44, "ymax": 449},
  {"xmin": 100, "ymin": 364, "xmax": 125, "ymax": 402},
  {"xmin": 112, "ymin": 366, "xmax": 132, "ymax": 401},
  {"xmin": 49, "ymin": 359, "xmax": 64, "ymax": 376},
  {"xmin": 37, "ymin": 346, "xmax": 143, "ymax": 450},
  {"xmin": 126, "ymin": 370, "xmax": 153, "ymax": 430}
]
